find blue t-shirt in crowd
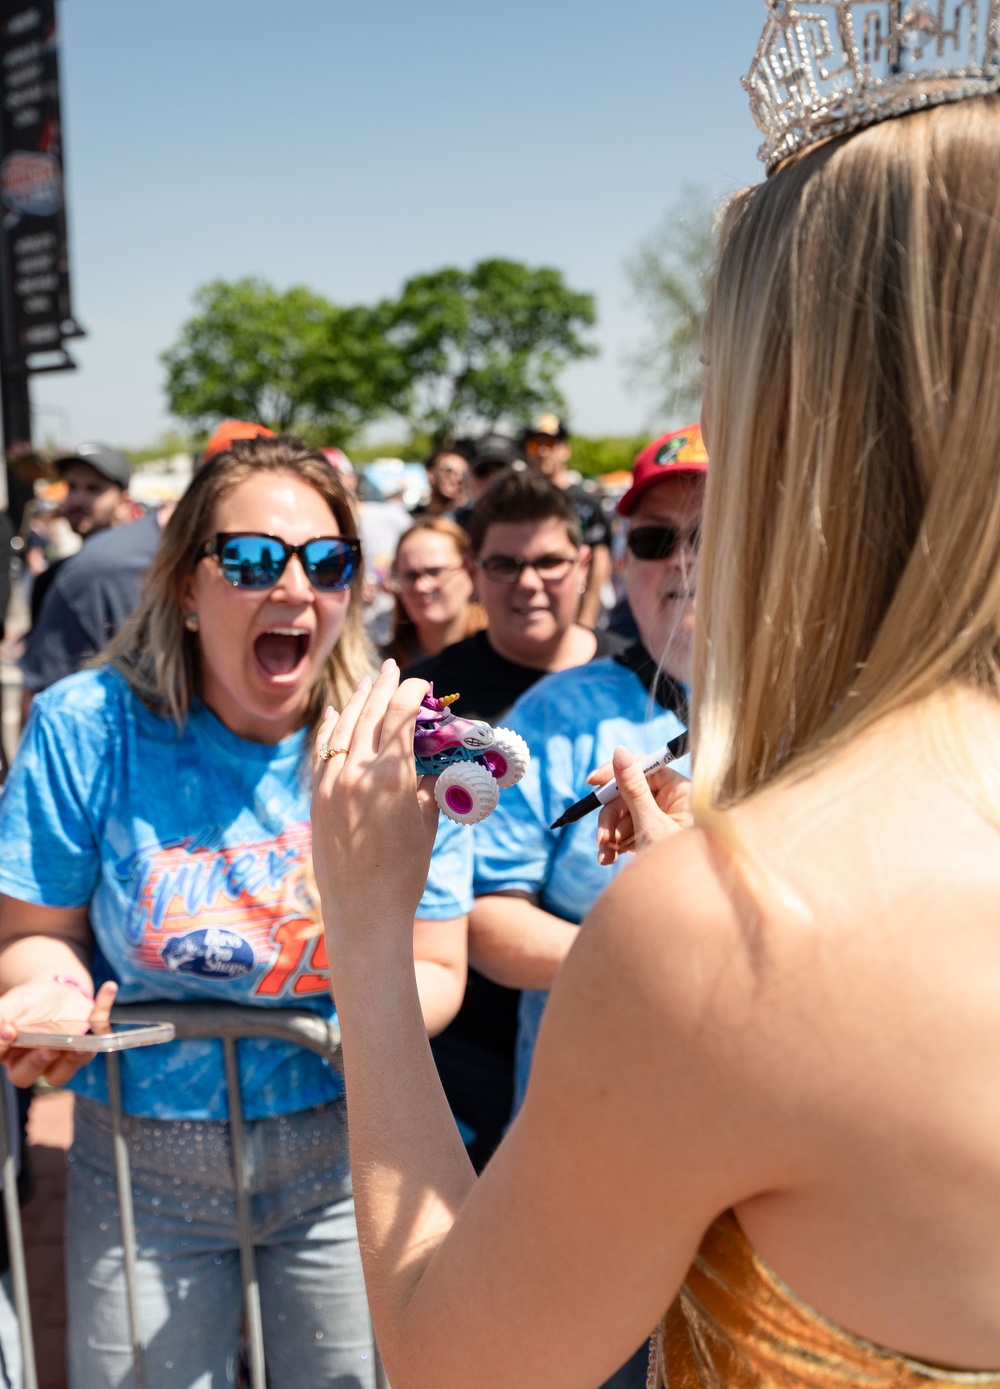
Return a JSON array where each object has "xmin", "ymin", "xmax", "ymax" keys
[
  {"xmin": 0, "ymin": 666, "xmax": 343, "ymax": 1121},
  {"xmin": 471, "ymin": 657, "xmax": 690, "ymax": 1112},
  {"xmin": 416, "ymin": 818, "xmax": 473, "ymax": 921}
]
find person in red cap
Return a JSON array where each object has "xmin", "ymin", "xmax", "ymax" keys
[
  {"xmin": 618, "ymin": 423, "xmax": 708, "ymax": 516},
  {"xmin": 610, "ymin": 423, "xmax": 707, "ymax": 665},
  {"xmin": 201, "ymin": 419, "xmax": 275, "ymax": 465}
]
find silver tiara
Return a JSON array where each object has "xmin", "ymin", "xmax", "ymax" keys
[{"xmin": 745, "ymin": 2, "xmax": 1000, "ymax": 171}]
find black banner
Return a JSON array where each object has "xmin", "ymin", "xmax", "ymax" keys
[{"xmin": 0, "ymin": 0, "xmax": 82, "ymax": 372}]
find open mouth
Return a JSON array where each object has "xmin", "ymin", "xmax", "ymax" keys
[{"xmin": 253, "ymin": 627, "xmax": 311, "ymax": 678}]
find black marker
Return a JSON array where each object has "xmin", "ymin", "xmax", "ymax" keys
[{"xmin": 550, "ymin": 731, "xmax": 689, "ymax": 831}]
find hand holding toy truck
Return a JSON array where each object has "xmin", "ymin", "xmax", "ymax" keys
[{"xmin": 414, "ymin": 686, "xmax": 530, "ymax": 825}]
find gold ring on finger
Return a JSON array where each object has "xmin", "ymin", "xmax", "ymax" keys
[{"xmin": 318, "ymin": 744, "xmax": 350, "ymax": 762}]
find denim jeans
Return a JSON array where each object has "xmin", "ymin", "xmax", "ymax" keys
[{"xmin": 66, "ymin": 1096, "xmax": 381, "ymax": 1389}]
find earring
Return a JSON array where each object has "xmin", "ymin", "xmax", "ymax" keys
[
  {"xmin": 184, "ymin": 613, "xmax": 200, "ymax": 633},
  {"xmin": 577, "ymin": 584, "xmax": 587, "ymax": 595}
]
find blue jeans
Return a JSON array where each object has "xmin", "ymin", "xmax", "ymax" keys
[{"xmin": 66, "ymin": 1096, "xmax": 381, "ymax": 1389}]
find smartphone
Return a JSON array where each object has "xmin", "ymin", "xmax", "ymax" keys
[{"xmin": 13, "ymin": 1020, "xmax": 176, "ymax": 1052}]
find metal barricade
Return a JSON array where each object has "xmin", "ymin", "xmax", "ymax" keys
[{"xmin": 0, "ymin": 1001, "xmax": 391, "ymax": 1389}]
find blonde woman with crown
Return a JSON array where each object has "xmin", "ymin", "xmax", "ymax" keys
[{"xmin": 310, "ymin": 4, "xmax": 1000, "ymax": 1385}]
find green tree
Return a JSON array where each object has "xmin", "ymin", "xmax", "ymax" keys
[
  {"xmin": 626, "ymin": 188, "xmax": 717, "ymax": 421},
  {"xmin": 383, "ymin": 258, "xmax": 597, "ymax": 433},
  {"xmin": 570, "ymin": 434, "xmax": 653, "ymax": 479},
  {"xmin": 162, "ymin": 278, "xmax": 404, "ymax": 443}
]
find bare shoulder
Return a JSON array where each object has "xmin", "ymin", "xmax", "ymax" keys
[
  {"xmin": 528, "ymin": 826, "xmax": 809, "ymax": 1198},
  {"xmin": 577, "ymin": 826, "xmax": 773, "ymax": 1041}
]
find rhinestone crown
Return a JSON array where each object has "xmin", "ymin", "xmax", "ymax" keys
[{"xmin": 745, "ymin": 1, "xmax": 1000, "ymax": 171}]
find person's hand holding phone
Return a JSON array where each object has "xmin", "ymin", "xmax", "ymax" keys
[{"xmin": 0, "ymin": 977, "xmax": 118, "ymax": 1088}]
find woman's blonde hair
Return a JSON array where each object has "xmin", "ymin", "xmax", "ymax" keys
[
  {"xmin": 384, "ymin": 517, "xmax": 485, "ymax": 668},
  {"xmin": 99, "ymin": 435, "xmax": 375, "ymax": 730},
  {"xmin": 696, "ymin": 94, "xmax": 1000, "ymax": 813}
]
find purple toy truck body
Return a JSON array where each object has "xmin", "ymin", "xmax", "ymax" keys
[
  {"xmin": 413, "ymin": 688, "xmax": 494, "ymax": 764},
  {"xmin": 413, "ymin": 687, "xmax": 530, "ymax": 825}
]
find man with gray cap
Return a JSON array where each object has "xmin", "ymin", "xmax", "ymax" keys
[
  {"xmin": 28, "ymin": 442, "xmax": 133, "ymax": 625},
  {"xmin": 59, "ymin": 441, "xmax": 132, "ymax": 537},
  {"xmin": 20, "ymin": 443, "xmax": 151, "ymax": 710}
]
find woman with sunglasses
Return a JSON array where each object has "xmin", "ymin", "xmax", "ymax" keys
[
  {"xmin": 0, "ymin": 435, "xmax": 466, "ymax": 1389},
  {"xmin": 383, "ymin": 517, "xmax": 486, "ymax": 668}
]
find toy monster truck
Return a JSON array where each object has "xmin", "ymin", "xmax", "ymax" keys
[{"xmin": 414, "ymin": 687, "xmax": 530, "ymax": 825}]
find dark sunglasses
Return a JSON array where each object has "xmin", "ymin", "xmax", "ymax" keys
[
  {"xmin": 626, "ymin": 522, "xmax": 701, "ymax": 562},
  {"xmin": 203, "ymin": 532, "xmax": 361, "ymax": 592}
]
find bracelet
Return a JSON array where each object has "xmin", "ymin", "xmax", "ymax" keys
[{"xmin": 53, "ymin": 975, "xmax": 95, "ymax": 1003}]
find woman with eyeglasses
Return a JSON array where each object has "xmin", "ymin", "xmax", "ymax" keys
[
  {"xmin": 383, "ymin": 518, "xmax": 486, "ymax": 668},
  {"xmin": 471, "ymin": 424, "xmax": 704, "ymax": 1114},
  {"xmin": 405, "ymin": 467, "xmax": 626, "ymax": 1176},
  {"xmin": 0, "ymin": 436, "xmax": 466, "ymax": 1389}
]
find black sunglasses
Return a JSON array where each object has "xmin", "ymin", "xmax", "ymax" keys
[
  {"xmin": 626, "ymin": 522, "xmax": 701, "ymax": 562},
  {"xmin": 203, "ymin": 532, "xmax": 361, "ymax": 592}
]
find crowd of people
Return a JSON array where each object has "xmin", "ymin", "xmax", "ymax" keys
[
  {"xmin": 2, "ymin": 12, "xmax": 1000, "ymax": 1388},
  {"xmin": 0, "ymin": 408, "xmax": 696, "ymax": 1389}
]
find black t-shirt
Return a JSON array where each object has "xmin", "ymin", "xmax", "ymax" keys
[
  {"xmin": 406, "ymin": 624, "xmax": 626, "ymax": 1171},
  {"xmin": 563, "ymin": 482, "xmax": 611, "ymax": 550},
  {"xmin": 404, "ymin": 626, "xmax": 624, "ymax": 724},
  {"xmin": 20, "ymin": 511, "xmax": 162, "ymax": 694}
]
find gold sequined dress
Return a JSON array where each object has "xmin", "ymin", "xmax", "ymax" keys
[{"xmin": 653, "ymin": 1213, "xmax": 1000, "ymax": 1389}]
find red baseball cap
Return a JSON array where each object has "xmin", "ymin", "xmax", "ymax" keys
[
  {"xmin": 617, "ymin": 424, "xmax": 708, "ymax": 517},
  {"xmin": 202, "ymin": 419, "xmax": 276, "ymax": 463}
]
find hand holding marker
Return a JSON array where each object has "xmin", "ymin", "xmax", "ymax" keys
[{"xmin": 550, "ymin": 730, "xmax": 690, "ymax": 831}]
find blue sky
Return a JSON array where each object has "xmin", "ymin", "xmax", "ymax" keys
[{"xmin": 34, "ymin": 0, "xmax": 766, "ymax": 449}]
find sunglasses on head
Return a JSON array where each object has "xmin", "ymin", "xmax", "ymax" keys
[
  {"xmin": 626, "ymin": 522, "xmax": 701, "ymax": 562},
  {"xmin": 203, "ymin": 532, "xmax": 361, "ymax": 592}
]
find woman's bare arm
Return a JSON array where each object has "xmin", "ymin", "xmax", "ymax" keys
[
  {"xmin": 0, "ymin": 894, "xmax": 117, "ymax": 1088},
  {"xmin": 0, "ymin": 896, "xmax": 93, "ymax": 988},
  {"xmin": 469, "ymin": 892, "xmax": 578, "ymax": 990},
  {"xmin": 413, "ymin": 915, "xmax": 467, "ymax": 1036},
  {"xmin": 311, "ymin": 666, "xmax": 787, "ymax": 1389}
]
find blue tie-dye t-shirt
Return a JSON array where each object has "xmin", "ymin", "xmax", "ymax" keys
[
  {"xmin": 471, "ymin": 656, "xmax": 690, "ymax": 1113},
  {"xmin": 0, "ymin": 666, "xmax": 342, "ymax": 1121}
]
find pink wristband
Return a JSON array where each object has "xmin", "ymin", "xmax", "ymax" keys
[{"xmin": 53, "ymin": 975, "xmax": 95, "ymax": 1003}]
